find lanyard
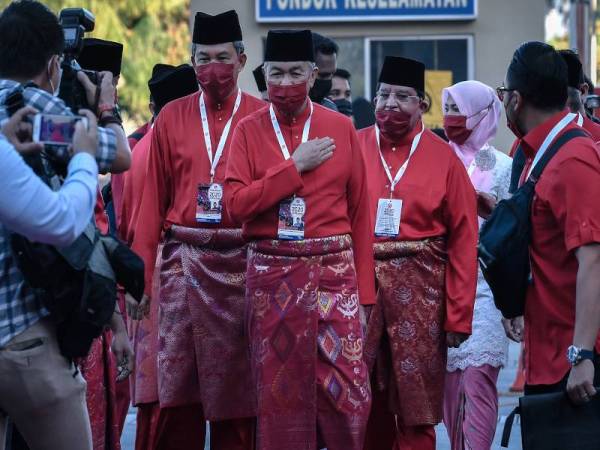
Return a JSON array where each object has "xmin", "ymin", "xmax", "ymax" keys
[
  {"xmin": 269, "ymin": 101, "xmax": 314, "ymax": 160},
  {"xmin": 576, "ymin": 113, "xmax": 584, "ymax": 127},
  {"xmin": 199, "ymin": 89, "xmax": 242, "ymax": 182},
  {"xmin": 526, "ymin": 112, "xmax": 576, "ymax": 179},
  {"xmin": 375, "ymin": 122, "xmax": 425, "ymax": 196}
]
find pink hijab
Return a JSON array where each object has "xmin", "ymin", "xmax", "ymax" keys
[
  {"xmin": 442, "ymin": 81, "xmax": 502, "ymax": 193},
  {"xmin": 442, "ymin": 80, "xmax": 501, "ymax": 165}
]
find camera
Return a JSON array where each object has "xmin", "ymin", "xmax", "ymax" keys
[{"xmin": 57, "ymin": 8, "xmax": 97, "ymax": 112}]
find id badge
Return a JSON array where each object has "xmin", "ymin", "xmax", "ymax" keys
[
  {"xmin": 374, "ymin": 198, "xmax": 402, "ymax": 237},
  {"xmin": 195, "ymin": 183, "xmax": 223, "ymax": 223},
  {"xmin": 278, "ymin": 197, "xmax": 306, "ymax": 240}
]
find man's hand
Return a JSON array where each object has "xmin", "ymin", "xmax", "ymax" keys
[
  {"xmin": 126, "ymin": 293, "xmax": 150, "ymax": 321},
  {"xmin": 1, "ymin": 106, "xmax": 42, "ymax": 155},
  {"xmin": 446, "ymin": 332, "xmax": 469, "ymax": 348},
  {"xmin": 111, "ymin": 328, "xmax": 134, "ymax": 382},
  {"xmin": 77, "ymin": 70, "xmax": 116, "ymax": 115},
  {"xmin": 502, "ymin": 316, "xmax": 524, "ymax": 342},
  {"xmin": 567, "ymin": 359, "xmax": 597, "ymax": 404},
  {"xmin": 476, "ymin": 191, "xmax": 497, "ymax": 220},
  {"xmin": 292, "ymin": 137, "xmax": 335, "ymax": 173},
  {"xmin": 72, "ymin": 109, "xmax": 97, "ymax": 157}
]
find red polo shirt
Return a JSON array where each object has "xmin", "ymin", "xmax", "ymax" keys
[{"xmin": 521, "ymin": 111, "xmax": 600, "ymax": 386}]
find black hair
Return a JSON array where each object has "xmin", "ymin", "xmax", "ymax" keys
[
  {"xmin": 334, "ymin": 68, "xmax": 351, "ymax": 80},
  {"xmin": 0, "ymin": 0, "xmax": 64, "ymax": 79},
  {"xmin": 312, "ymin": 32, "xmax": 338, "ymax": 56},
  {"xmin": 506, "ymin": 41, "xmax": 567, "ymax": 111}
]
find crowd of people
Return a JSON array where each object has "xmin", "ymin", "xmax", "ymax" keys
[{"xmin": 0, "ymin": 1, "xmax": 599, "ymax": 450}]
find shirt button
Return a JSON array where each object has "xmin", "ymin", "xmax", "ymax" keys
[
  {"xmin": 385, "ymin": 184, "xmax": 390, "ymax": 188},
  {"xmin": 392, "ymin": 147, "xmax": 396, "ymax": 151},
  {"xmin": 218, "ymin": 117, "xmax": 223, "ymax": 121},
  {"xmin": 295, "ymin": 136, "xmax": 299, "ymax": 139}
]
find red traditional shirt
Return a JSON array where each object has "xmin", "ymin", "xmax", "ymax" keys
[
  {"xmin": 357, "ymin": 123, "xmax": 478, "ymax": 334},
  {"xmin": 224, "ymin": 102, "xmax": 376, "ymax": 305},
  {"xmin": 120, "ymin": 129, "xmax": 153, "ymax": 246},
  {"xmin": 132, "ymin": 91, "xmax": 266, "ymax": 294},
  {"xmin": 520, "ymin": 111, "xmax": 600, "ymax": 386}
]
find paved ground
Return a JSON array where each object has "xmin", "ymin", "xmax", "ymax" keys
[{"xmin": 121, "ymin": 343, "xmax": 522, "ymax": 450}]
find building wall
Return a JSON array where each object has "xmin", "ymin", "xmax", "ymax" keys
[{"xmin": 190, "ymin": 0, "xmax": 548, "ymax": 151}]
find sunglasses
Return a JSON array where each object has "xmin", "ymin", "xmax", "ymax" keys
[{"xmin": 496, "ymin": 86, "xmax": 516, "ymax": 101}]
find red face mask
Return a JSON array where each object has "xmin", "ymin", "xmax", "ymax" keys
[
  {"xmin": 375, "ymin": 109, "xmax": 414, "ymax": 142},
  {"xmin": 268, "ymin": 81, "xmax": 309, "ymax": 116},
  {"xmin": 443, "ymin": 115, "xmax": 472, "ymax": 145},
  {"xmin": 195, "ymin": 62, "xmax": 236, "ymax": 102}
]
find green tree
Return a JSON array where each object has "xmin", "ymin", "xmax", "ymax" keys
[{"xmin": 0, "ymin": 0, "xmax": 192, "ymax": 124}]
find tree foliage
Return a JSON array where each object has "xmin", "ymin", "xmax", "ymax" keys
[{"xmin": 0, "ymin": 0, "xmax": 191, "ymax": 122}]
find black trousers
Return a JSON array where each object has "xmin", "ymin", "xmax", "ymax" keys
[{"xmin": 524, "ymin": 356, "xmax": 600, "ymax": 396}]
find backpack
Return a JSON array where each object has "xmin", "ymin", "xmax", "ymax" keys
[
  {"xmin": 478, "ymin": 128, "xmax": 586, "ymax": 319},
  {"xmin": 10, "ymin": 224, "xmax": 145, "ymax": 358}
]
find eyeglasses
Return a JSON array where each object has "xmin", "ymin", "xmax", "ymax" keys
[
  {"xmin": 496, "ymin": 86, "xmax": 516, "ymax": 101},
  {"xmin": 377, "ymin": 91, "xmax": 421, "ymax": 104}
]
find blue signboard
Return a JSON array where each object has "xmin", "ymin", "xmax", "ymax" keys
[{"xmin": 256, "ymin": 0, "xmax": 477, "ymax": 22}]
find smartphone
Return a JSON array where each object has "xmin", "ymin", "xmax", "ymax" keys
[{"xmin": 32, "ymin": 113, "xmax": 87, "ymax": 146}]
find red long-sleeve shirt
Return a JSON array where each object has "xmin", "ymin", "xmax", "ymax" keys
[
  {"xmin": 357, "ymin": 123, "xmax": 478, "ymax": 334},
  {"xmin": 224, "ymin": 102, "xmax": 376, "ymax": 305},
  {"xmin": 132, "ymin": 91, "xmax": 266, "ymax": 295}
]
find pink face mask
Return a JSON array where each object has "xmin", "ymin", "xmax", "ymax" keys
[
  {"xmin": 267, "ymin": 81, "xmax": 309, "ymax": 116},
  {"xmin": 195, "ymin": 62, "xmax": 236, "ymax": 102},
  {"xmin": 376, "ymin": 109, "xmax": 414, "ymax": 142},
  {"xmin": 443, "ymin": 115, "xmax": 472, "ymax": 145}
]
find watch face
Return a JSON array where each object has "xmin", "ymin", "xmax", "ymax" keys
[{"xmin": 567, "ymin": 346, "xmax": 580, "ymax": 364}]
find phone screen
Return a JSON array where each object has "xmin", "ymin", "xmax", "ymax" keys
[{"xmin": 37, "ymin": 114, "xmax": 80, "ymax": 145}]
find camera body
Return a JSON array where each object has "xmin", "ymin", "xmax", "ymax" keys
[{"xmin": 58, "ymin": 8, "xmax": 96, "ymax": 112}]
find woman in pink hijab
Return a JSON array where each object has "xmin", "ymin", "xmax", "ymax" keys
[{"xmin": 441, "ymin": 80, "xmax": 511, "ymax": 450}]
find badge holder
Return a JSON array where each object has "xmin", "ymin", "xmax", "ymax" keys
[{"xmin": 277, "ymin": 196, "xmax": 306, "ymax": 240}]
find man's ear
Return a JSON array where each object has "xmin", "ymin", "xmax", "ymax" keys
[
  {"xmin": 307, "ymin": 65, "xmax": 318, "ymax": 89},
  {"xmin": 238, "ymin": 52, "xmax": 247, "ymax": 70},
  {"xmin": 580, "ymin": 82, "xmax": 590, "ymax": 97},
  {"xmin": 419, "ymin": 97, "xmax": 430, "ymax": 113}
]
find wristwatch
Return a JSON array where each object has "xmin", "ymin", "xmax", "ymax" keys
[{"xmin": 567, "ymin": 345, "xmax": 595, "ymax": 366}]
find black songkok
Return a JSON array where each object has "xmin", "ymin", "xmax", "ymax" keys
[
  {"xmin": 378, "ymin": 56, "xmax": 425, "ymax": 93},
  {"xmin": 559, "ymin": 49, "xmax": 585, "ymax": 88},
  {"xmin": 150, "ymin": 64, "xmax": 175, "ymax": 83},
  {"xmin": 193, "ymin": 10, "xmax": 242, "ymax": 45},
  {"xmin": 264, "ymin": 30, "xmax": 314, "ymax": 62},
  {"xmin": 253, "ymin": 65, "xmax": 267, "ymax": 92},
  {"xmin": 78, "ymin": 38, "xmax": 123, "ymax": 77},
  {"xmin": 148, "ymin": 64, "xmax": 199, "ymax": 113}
]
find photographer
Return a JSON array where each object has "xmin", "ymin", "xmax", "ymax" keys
[
  {"xmin": 0, "ymin": 0, "xmax": 131, "ymax": 175},
  {"xmin": 0, "ymin": 107, "xmax": 99, "ymax": 449}
]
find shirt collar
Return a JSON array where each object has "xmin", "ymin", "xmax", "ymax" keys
[
  {"xmin": 203, "ymin": 87, "xmax": 239, "ymax": 112},
  {"xmin": 379, "ymin": 119, "xmax": 423, "ymax": 150},
  {"xmin": 274, "ymin": 99, "xmax": 312, "ymax": 126},
  {"xmin": 521, "ymin": 110, "xmax": 571, "ymax": 158}
]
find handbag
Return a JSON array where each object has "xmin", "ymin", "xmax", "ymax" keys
[
  {"xmin": 502, "ymin": 390, "xmax": 600, "ymax": 450},
  {"xmin": 478, "ymin": 128, "xmax": 587, "ymax": 318}
]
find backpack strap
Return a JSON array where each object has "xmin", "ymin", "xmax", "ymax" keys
[
  {"xmin": 501, "ymin": 406, "xmax": 520, "ymax": 448},
  {"xmin": 128, "ymin": 131, "xmax": 145, "ymax": 142},
  {"xmin": 509, "ymin": 144, "xmax": 526, "ymax": 194},
  {"xmin": 529, "ymin": 128, "xmax": 588, "ymax": 182}
]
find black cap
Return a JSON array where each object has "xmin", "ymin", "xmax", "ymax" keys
[
  {"xmin": 78, "ymin": 38, "xmax": 123, "ymax": 77},
  {"xmin": 264, "ymin": 30, "xmax": 314, "ymax": 62},
  {"xmin": 378, "ymin": 56, "xmax": 425, "ymax": 93},
  {"xmin": 148, "ymin": 64, "xmax": 199, "ymax": 113},
  {"xmin": 192, "ymin": 10, "xmax": 242, "ymax": 45},
  {"xmin": 559, "ymin": 49, "xmax": 585, "ymax": 88},
  {"xmin": 253, "ymin": 65, "xmax": 267, "ymax": 92}
]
